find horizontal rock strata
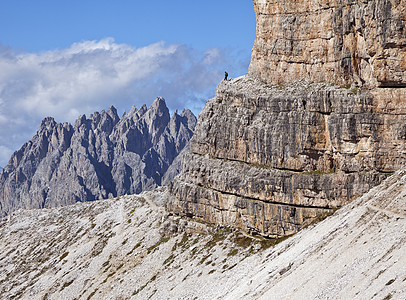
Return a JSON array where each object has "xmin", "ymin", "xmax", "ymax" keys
[
  {"xmin": 168, "ymin": 76, "xmax": 406, "ymax": 237},
  {"xmin": 250, "ymin": 0, "xmax": 406, "ymax": 88}
]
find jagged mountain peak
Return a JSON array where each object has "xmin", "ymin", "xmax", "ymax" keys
[
  {"xmin": 146, "ymin": 97, "xmax": 169, "ymax": 121},
  {"xmin": 180, "ymin": 109, "xmax": 197, "ymax": 131},
  {"xmin": 167, "ymin": 110, "xmax": 194, "ymax": 139},
  {"xmin": 0, "ymin": 100, "xmax": 196, "ymax": 217},
  {"xmin": 127, "ymin": 104, "xmax": 137, "ymax": 115},
  {"xmin": 141, "ymin": 98, "xmax": 170, "ymax": 144},
  {"xmin": 180, "ymin": 108, "xmax": 193, "ymax": 117},
  {"xmin": 138, "ymin": 104, "xmax": 147, "ymax": 114},
  {"xmin": 106, "ymin": 105, "xmax": 118, "ymax": 120},
  {"xmin": 39, "ymin": 116, "xmax": 57, "ymax": 130},
  {"xmin": 74, "ymin": 114, "xmax": 87, "ymax": 129},
  {"xmin": 150, "ymin": 97, "xmax": 167, "ymax": 111}
]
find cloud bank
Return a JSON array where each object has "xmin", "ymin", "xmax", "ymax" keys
[{"xmin": 0, "ymin": 39, "xmax": 250, "ymax": 166}]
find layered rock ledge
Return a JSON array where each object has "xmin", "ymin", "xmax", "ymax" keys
[{"xmin": 168, "ymin": 76, "xmax": 406, "ymax": 237}]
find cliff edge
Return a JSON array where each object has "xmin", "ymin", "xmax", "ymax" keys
[{"xmin": 168, "ymin": 0, "xmax": 406, "ymax": 237}]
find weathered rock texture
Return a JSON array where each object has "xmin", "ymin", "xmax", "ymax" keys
[
  {"xmin": 169, "ymin": 75, "xmax": 406, "ymax": 237},
  {"xmin": 0, "ymin": 98, "xmax": 196, "ymax": 217},
  {"xmin": 168, "ymin": 0, "xmax": 406, "ymax": 237},
  {"xmin": 249, "ymin": 0, "xmax": 406, "ymax": 88}
]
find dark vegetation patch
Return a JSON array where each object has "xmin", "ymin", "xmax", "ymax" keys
[
  {"xmin": 86, "ymin": 289, "xmax": 97, "ymax": 300},
  {"xmin": 59, "ymin": 251, "xmax": 69, "ymax": 262},
  {"xmin": 147, "ymin": 236, "xmax": 170, "ymax": 254},
  {"xmin": 90, "ymin": 232, "xmax": 116, "ymax": 257},
  {"xmin": 163, "ymin": 254, "xmax": 175, "ymax": 266},
  {"xmin": 386, "ymin": 279, "xmax": 395, "ymax": 286},
  {"xmin": 302, "ymin": 208, "xmax": 338, "ymax": 230},
  {"xmin": 60, "ymin": 279, "xmax": 74, "ymax": 291},
  {"xmin": 132, "ymin": 273, "xmax": 157, "ymax": 296}
]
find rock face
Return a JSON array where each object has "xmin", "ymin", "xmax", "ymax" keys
[
  {"xmin": 169, "ymin": 77, "xmax": 406, "ymax": 237},
  {"xmin": 0, "ymin": 98, "xmax": 196, "ymax": 217},
  {"xmin": 249, "ymin": 0, "xmax": 406, "ymax": 88},
  {"xmin": 168, "ymin": 0, "xmax": 406, "ymax": 237}
]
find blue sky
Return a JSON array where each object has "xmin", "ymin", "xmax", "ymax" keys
[
  {"xmin": 0, "ymin": 1, "xmax": 256, "ymax": 166},
  {"xmin": 0, "ymin": 1, "xmax": 255, "ymax": 53}
]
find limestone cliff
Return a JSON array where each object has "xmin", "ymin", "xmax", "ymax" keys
[
  {"xmin": 168, "ymin": 0, "xmax": 406, "ymax": 237},
  {"xmin": 0, "ymin": 98, "xmax": 196, "ymax": 217},
  {"xmin": 250, "ymin": 0, "xmax": 406, "ymax": 88}
]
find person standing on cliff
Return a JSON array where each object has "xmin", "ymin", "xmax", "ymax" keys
[{"xmin": 224, "ymin": 71, "xmax": 228, "ymax": 81}]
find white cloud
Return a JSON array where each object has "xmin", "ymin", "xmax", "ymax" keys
[
  {"xmin": 0, "ymin": 39, "xmax": 250, "ymax": 166},
  {"xmin": 1, "ymin": 40, "xmax": 179, "ymax": 119}
]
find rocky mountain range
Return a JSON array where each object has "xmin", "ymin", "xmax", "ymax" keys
[
  {"xmin": 0, "ymin": 0, "xmax": 405, "ymax": 298},
  {"xmin": 0, "ymin": 98, "xmax": 196, "ymax": 217}
]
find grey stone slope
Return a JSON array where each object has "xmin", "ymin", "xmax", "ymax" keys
[
  {"xmin": 0, "ymin": 97, "xmax": 196, "ymax": 217},
  {"xmin": 226, "ymin": 167, "xmax": 406, "ymax": 299},
  {"xmin": 0, "ymin": 167, "xmax": 405, "ymax": 299}
]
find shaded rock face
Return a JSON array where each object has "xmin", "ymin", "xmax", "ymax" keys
[
  {"xmin": 168, "ymin": 75, "xmax": 406, "ymax": 237},
  {"xmin": 0, "ymin": 98, "xmax": 196, "ymax": 217},
  {"xmin": 249, "ymin": 0, "xmax": 406, "ymax": 88}
]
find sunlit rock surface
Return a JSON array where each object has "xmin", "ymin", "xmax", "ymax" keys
[
  {"xmin": 168, "ymin": 0, "xmax": 406, "ymax": 237},
  {"xmin": 250, "ymin": 0, "xmax": 406, "ymax": 88}
]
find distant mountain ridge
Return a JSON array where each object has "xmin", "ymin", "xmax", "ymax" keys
[{"xmin": 0, "ymin": 97, "xmax": 196, "ymax": 217}]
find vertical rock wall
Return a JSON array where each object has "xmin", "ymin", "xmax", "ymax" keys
[
  {"xmin": 249, "ymin": 0, "xmax": 406, "ymax": 88},
  {"xmin": 168, "ymin": 0, "xmax": 406, "ymax": 237}
]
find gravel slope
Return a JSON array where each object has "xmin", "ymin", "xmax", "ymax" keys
[{"xmin": 1, "ymin": 169, "xmax": 406, "ymax": 299}]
